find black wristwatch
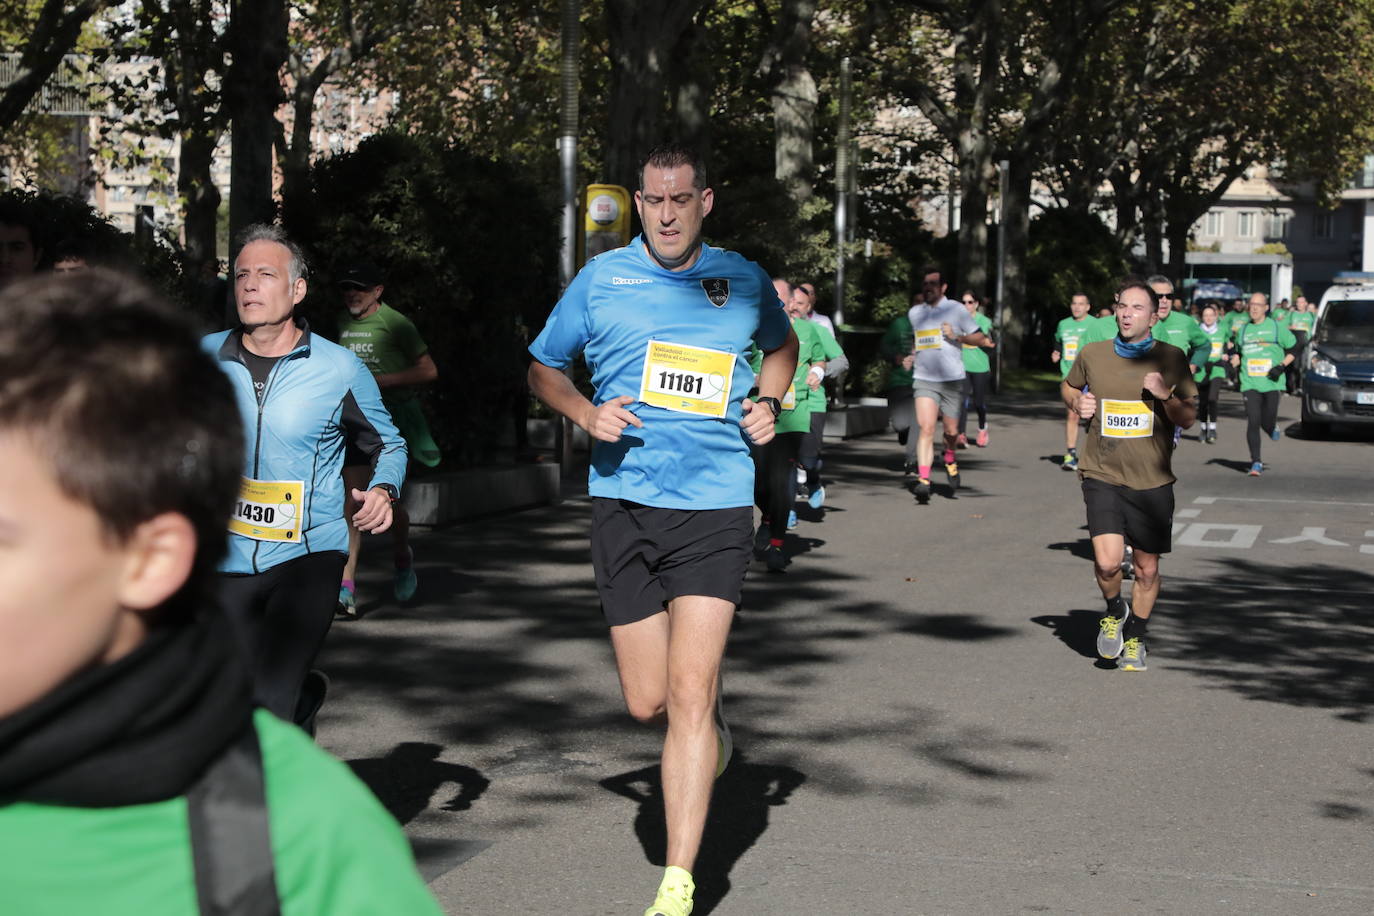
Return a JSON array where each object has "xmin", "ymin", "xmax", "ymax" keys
[
  {"xmin": 375, "ymin": 483, "xmax": 400, "ymax": 501},
  {"xmin": 756, "ymin": 396, "xmax": 783, "ymax": 419}
]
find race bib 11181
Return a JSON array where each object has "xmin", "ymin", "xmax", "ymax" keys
[{"xmin": 639, "ymin": 340, "xmax": 735, "ymax": 418}]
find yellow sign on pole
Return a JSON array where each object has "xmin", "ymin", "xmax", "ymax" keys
[{"xmin": 581, "ymin": 184, "xmax": 632, "ymax": 266}]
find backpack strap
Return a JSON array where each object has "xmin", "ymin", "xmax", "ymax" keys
[{"xmin": 187, "ymin": 721, "xmax": 281, "ymax": 916}]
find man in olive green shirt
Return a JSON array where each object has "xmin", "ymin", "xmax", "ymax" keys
[{"xmin": 1062, "ymin": 278, "xmax": 1198, "ymax": 672}]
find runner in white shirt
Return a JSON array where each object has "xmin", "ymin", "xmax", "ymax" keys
[{"xmin": 905, "ymin": 266, "xmax": 991, "ymax": 503}]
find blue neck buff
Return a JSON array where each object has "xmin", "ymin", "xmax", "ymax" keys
[{"xmin": 1114, "ymin": 335, "xmax": 1156, "ymax": 359}]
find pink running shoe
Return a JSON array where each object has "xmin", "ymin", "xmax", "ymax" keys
[{"xmin": 975, "ymin": 428, "xmax": 989, "ymax": 447}]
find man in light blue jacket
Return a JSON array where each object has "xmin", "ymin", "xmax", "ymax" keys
[{"xmin": 205, "ymin": 224, "xmax": 406, "ymax": 729}]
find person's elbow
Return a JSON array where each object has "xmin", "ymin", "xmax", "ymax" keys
[{"xmin": 528, "ymin": 358, "xmax": 562, "ymax": 396}]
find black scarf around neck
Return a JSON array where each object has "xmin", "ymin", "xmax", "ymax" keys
[{"xmin": 0, "ymin": 608, "xmax": 253, "ymax": 807}]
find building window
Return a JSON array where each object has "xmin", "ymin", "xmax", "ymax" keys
[
  {"xmin": 1204, "ymin": 211, "xmax": 1223, "ymax": 236},
  {"xmin": 1314, "ymin": 211, "xmax": 1335, "ymax": 240},
  {"xmin": 1267, "ymin": 212, "xmax": 1290, "ymax": 239},
  {"xmin": 1237, "ymin": 211, "xmax": 1256, "ymax": 238}
]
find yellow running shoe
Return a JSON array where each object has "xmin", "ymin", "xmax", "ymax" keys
[
  {"xmin": 644, "ymin": 866, "xmax": 695, "ymax": 916},
  {"xmin": 1119, "ymin": 637, "xmax": 1148, "ymax": 672}
]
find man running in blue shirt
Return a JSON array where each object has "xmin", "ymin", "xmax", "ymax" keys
[{"xmin": 528, "ymin": 144, "xmax": 797, "ymax": 916}]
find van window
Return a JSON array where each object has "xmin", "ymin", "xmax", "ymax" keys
[{"xmin": 1318, "ymin": 300, "xmax": 1374, "ymax": 345}]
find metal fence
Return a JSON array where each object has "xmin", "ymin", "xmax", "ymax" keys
[{"xmin": 0, "ymin": 54, "xmax": 92, "ymax": 116}]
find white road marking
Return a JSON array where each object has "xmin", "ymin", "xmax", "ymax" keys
[
  {"xmin": 1269, "ymin": 527, "xmax": 1349, "ymax": 547},
  {"xmin": 1175, "ymin": 523, "xmax": 1262, "ymax": 549},
  {"xmin": 1192, "ymin": 495, "xmax": 1374, "ymax": 509}
]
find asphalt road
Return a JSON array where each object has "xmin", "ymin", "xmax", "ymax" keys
[{"xmin": 317, "ymin": 389, "xmax": 1373, "ymax": 915}]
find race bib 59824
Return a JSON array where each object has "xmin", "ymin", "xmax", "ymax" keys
[
  {"xmin": 230, "ymin": 477, "xmax": 304, "ymax": 541},
  {"xmin": 639, "ymin": 340, "xmax": 734, "ymax": 418},
  {"xmin": 1101, "ymin": 399, "xmax": 1154, "ymax": 439}
]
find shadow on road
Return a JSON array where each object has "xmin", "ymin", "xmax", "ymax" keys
[
  {"xmin": 347, "ymin": 742, "xmax": 490, "ymax": 825},
  {"xmin": 1046, "ymin": 538, "xmax": 1095, "ymax": 562},
  {"xmin": 600, "ymin": 752, "xmax": 806, "ymax": 916},
  {"xmin": 1155, "ymin": 558, "xmax": 1374, "ymax": 722},
  {"xmin": 1025, "ymin": 556, "xmax": 1374, "ymax": 721},
  {"xmin": 1205, "ymin": 457, "xmax": 1256, "ymax": 474},
  {"xmin": 1031, "ymin": 608, "xmax": 1108, "ymax": 661}
]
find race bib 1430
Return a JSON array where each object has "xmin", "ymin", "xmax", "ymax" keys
[
  {"xmin": 230, "ymin": 477, "xmax": 304, "ymax": 541},
  {"xmin": 639, "ymin": 340, "xmax": 735, "ymax": 418},
  {"xmin": 1101, "ymin": 399, "xmax": 1154, "ymax": 439}
]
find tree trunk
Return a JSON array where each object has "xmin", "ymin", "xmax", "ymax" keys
[
  {"xmin": 668, "ymin": 22, "xmax": 713, "ymax": 158},
  {"xmin": 225, "ymin": 0, "xmax": 288, "ymax": 246},
  {"xmin": 279, "ymin": 70, "xmax": 322, "ymax": 232},
  {"xmin": 999, "ymin": 156, "xmax": 1032, "ymax": 367},
  {"xmin": 1166, "ymin": 210, "xmax": 1190, "ymax": 286},
  {"xmin": 760, "ymin": 0, "xmax": 819, "ymax": 202},
  {"xmin": 604, "ymin": 0, "xmax": 706, "ymax": 189},
  {"xmin": 1141, "ymin": 192, "xmax": 1165, "ymax": 275},
  {"xmin": 166, "ymin": 0, "xmax": 224, "ymax": 307},
  {"xmin": 956, "ymin": 139, "xmax": 992, "ymax": 295},
  {"xmin": 178, "ymin": 128, "xmax": 220, "ymax": 294},
  {"xmin": 773, "ymin": 66, "xmax": 817, "ymax": 202}
]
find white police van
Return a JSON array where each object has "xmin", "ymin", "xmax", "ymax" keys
[{"xmin": 1302, "ymin": 272, "xmax": 1374, "ymax": 436}]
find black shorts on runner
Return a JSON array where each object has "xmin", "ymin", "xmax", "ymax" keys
[
  {"xmin": 1081, "ymin": 477, "xmax": 1175, "ymax": 555},
  {"xmin": 590, "ymin": 498, "xmax": 753, "ymax": 627}
]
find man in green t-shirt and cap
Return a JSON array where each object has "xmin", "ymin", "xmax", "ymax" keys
[{"xmin": 334, "ymin": 261, "xmax": 441, "ymax": 615}]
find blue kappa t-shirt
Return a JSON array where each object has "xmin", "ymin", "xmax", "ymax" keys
[{"xmin": 529, "ymin": 239, "xmax": 791, "ymax": 509}]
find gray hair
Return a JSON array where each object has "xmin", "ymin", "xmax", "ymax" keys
[
  {"xmin": 1145, "ymin": 273, "xmax": 1172, "ymax": 291},
  {"xmin": 235, "ymin": 223, "xmax": 308, "ymax": 285}
]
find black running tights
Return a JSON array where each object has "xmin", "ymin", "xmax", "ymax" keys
[
  {"xmin": 754, "ymin": 431, "xmax": 802, "ymax": 528},
  {"xmin": 218, "ymin": 551, "xmax": 347, "ymax": 723},
  {"xmin": 958, "ymin": 371, "xmax": 990, "ymax": 434},
  {"xmin": 1243, "ymin": 389, "xmax": 1280, "ymax": 463},
  {"xmin": 1197, "ymin": 377, "xmax": 1223, "ymax": 426}
]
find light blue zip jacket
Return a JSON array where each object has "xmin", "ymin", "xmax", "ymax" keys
[{"xmin": 204, "ymin": 321, "xmax": 408, "ymax": 575}]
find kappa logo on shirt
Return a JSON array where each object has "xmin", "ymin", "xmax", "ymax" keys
[
  {"xmin": 700, "ymin": 278, "xmax": 730, "ymax": 307},
  {"xmin": 612, "ymin": 276, "xmax": 654, "ymax": 286}
]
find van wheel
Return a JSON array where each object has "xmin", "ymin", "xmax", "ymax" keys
[{"xmin": 1300, "ymin": 402, "xmax": 1331, "ymax": 438}]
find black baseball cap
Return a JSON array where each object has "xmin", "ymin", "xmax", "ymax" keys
[{"xmin": 337, "ymin": 261, "xmax": 385, "ymax": 289}]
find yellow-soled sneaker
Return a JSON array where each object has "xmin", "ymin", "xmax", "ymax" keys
[
  {"xmin": 644, "ymin": 866, "xmax": 695, "ymax": 916},
  {"xmin": 1119, "ymin": 637, "xmax": 1148, "ymax": 671}
]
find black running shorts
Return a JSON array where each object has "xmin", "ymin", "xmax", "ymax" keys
[
  {"xmin": 1081, "ymin": 477, "xmax": 1175, "ymax": 555},
  {"xmin": 590, "ymin": 498, "xmax": 753, "ymax": 627}
]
